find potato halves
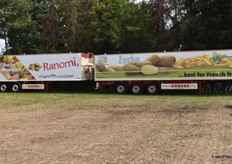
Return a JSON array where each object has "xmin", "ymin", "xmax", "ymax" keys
[{"xmin": 141, "ymin": 65, "xmax": 159, "ymax": 75}]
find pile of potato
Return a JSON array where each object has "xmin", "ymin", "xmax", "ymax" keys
[
  {"xmin": 29, "ymin": 63, "xmax": 42, "ymax": 71},
  {"xmin": 96, "ymin": 54, "xmax": 177, "ymax": 75}
]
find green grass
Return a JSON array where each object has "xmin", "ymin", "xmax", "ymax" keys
[{"xmin": 1, "ymin": 92, "xmax": 232, "ymax": 111}]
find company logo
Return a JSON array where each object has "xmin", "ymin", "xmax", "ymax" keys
[
  {"xmin": 43, "ymin": 58, "xmax": 78, "ymax": 71},
  {"xmin": 212, "ymin": 52, "xmax": 222, "ymax": 64}
]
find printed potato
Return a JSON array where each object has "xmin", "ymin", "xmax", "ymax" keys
[
  {"xmin": 96, "ymin": 64, "xmax": 106, "ymax": 71},
  {"xmin": 124, "ymin": 64, "xmax": 141, "ymax": 75},
  {"xmin": 145, "ymin": 55, "xmax": 160, "ymax": 65},
  {"xmin": 35, "ymin": 67, "xmax": 40, "ymax": 71},
  {"xmin": 34, "ymin": 63, "xmax": 42, "ymax": 69},
  {"xmin": 28, "ymin": 64, "xmax": 35, "ymax": 71},
  {"xmin": 141, "ymin": 65, "xmax": 159, "ymax": 75},
  {"xmin": 108, "ymin": 66, "xmax": 124, "ymax": 71},
  {"xmin": 158, "ymin": 67, "xmax": 176, "ymax": 74},
  {"xmin": 101, "ymin": 67, "xmax": 115, "ymax": 73},
  {"xmin": 156, "ymin": 55, "xmax": 176, "ymax": 67},
  {"xmin": 28, "ymin": 63, "xmax": 42, "ymax": 71},
  {"xmin": 136, "ymin": 61, "xmax": 152, "ymax": 68},
  {"xmin": 126, "ymin": 63, "xmax": 138, "ymax": 67}
]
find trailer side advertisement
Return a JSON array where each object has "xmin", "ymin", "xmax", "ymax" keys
[
  {"xmin": 0, "ymin": 54, "xmax": 82, "ymax": 81},
  {"xmin": 95, "ymin": 50, "xmax": 232, "ymax": 81}
]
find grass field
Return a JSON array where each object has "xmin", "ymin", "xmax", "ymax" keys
[{"xmin": 0, "ymin": 92, "xmax": 232, "ymax": 163}]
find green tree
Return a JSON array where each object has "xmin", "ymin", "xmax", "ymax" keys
[
  {"xmin": 61, "ymin": 0, "xmax": 78, "ymax": 52},
  {"xmin": 150, "ymin": 0, "xmax": 170, "ymax": 51},
  {"xmin": 94, "ymin": 0, "xmax": 128, "ymax": 53},
  {"xmin": 74, "ymin": 0, "xmax": 98, "ymax": 53},
  {"xmin": 38, "ymin": 0, "xmax": 59, "ymax": 53},
  {"xmin": 167, "ymin": 0, "xmax": 185, "ymax": 51},
  {"xmin": 181, "ymin": 0, "xmax": 232, "ymax": 50},
  {"xmin": 121, "ymin": 1, "xmax": 155, "ymax": 52},
  {"xmin": 0, "ymin": 0, "xmax": 32, "ymax": 54}
]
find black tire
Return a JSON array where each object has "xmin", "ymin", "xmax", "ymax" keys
[
  {"xmin": 225, "ymin": 86, "xmax": 232, "ymax": 93},
  {"xmin": 114, "ymin": 82, "xmax": 128, "ymax": 94},
  {"xmin": 130, "ymin": 83, "xmax": 143, "ymax": 94},
  {"xmin": 0, "ymin": 83, "xmax": 9, "ymax": 92},
  {"xmin": 202, "ymin": 85, "xmax": 212, "ymax": 93},
  {"xmin": 146, "ymin": 83, "xmax": 160, "ymax": 95},
  {"xmin": 11, "ymin": 83, "xmax": 22, "ymax": 92},
  {"xmin": 214, "ymin": 84, "xmax": 224, "ymax": 93}
]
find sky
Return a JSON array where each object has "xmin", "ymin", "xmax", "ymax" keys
[
  {"xmin": 0, "ymin": 39, "xmax": 5, "ymax": 55},
  {"xmin": 135, "ymin": 0, "xmax": 147, "ymax": 3},
  {"xmin": 0, "ymin": 39, "xmax": 4, "ymax": 49}
]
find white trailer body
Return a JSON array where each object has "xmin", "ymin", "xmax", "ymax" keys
[
  {"xmin": 0, "ymin": 53, "xmax": 94, "ymax": 91},
  {"xmin": 95, "ymin": 50, "xmax": 232, "ymax": 81},
  {"xmin": 95, "ymin": 50, "xmax": 232, "ymax": 94}
]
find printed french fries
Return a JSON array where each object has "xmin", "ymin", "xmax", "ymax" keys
[{"xmin": 173, "ymin": 54, "xmax": 232, "ymax": 69}]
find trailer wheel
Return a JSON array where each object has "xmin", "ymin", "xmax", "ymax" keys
[
  {"xmin": 114, "ymin": 82, "xmax": 128, "ymax": 94},
  {"xmin": 202, "ymin": 85, "xmax": 211, "ymax": 93},
  {"xmin": 131, "ymin": 83, "xmax": 143, "ymax": 94},
  {"xmin": 146, "ymin": 83, "xmax": 160, "ymax": 95},
  {"xmin": 214, "ymin": 84, "xmax": 224, "ymax": 93},
  {"xmin": 225, "ymin": 86, "xmax": 232, "ymax": 93},
  {"xmin": 11, "ymin": 83, "xmax": 21, "ymax": 92},
  {"xmin": 0, "ymin": 83, "xmax": 9, "ymax": 92}
]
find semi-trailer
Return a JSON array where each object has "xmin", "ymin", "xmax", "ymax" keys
[
  {"xmin": 1, "ymin": 49, "xmax": 232, "ymax": 94},
  {"xmin": 0, "ymin": 53, "xmax": 94, "ymax": 92},
  {"xmin": 95, "ymin": 49, "xmax": 232, "ymax": 94}
]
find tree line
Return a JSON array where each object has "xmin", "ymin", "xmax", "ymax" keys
[{"xmin": 0, "ymin": 0, "xmax": 232, "ymax": 55}]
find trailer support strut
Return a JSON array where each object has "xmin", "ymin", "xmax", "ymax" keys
[
  {"xmin": 198, "ymin": 81, "xmax": 202, "ymax": 95},
  {"xmin": 45, "ymin": 82, "xmax": 52, "ymax": 92}
]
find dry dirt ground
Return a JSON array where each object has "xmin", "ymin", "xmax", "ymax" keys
[{"xmin": 0, "ymin": 94, "xmax": 232, "ymax": 164}]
